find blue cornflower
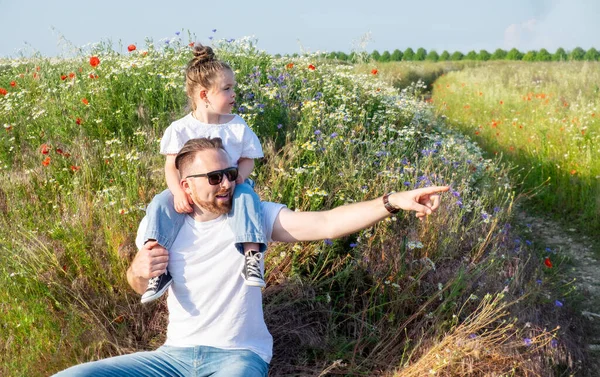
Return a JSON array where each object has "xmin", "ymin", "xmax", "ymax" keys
[
  {"xmin": 551, "ymin": 339, "xmax": 558, "ymax": 348},
  {"xmin": 524, "ymin": 338, "xmax": 532, "ymax": 346},
  {"xmin": 238, "ymin": 106, "xmax": 247, "ymax": 113},
  {"xmin": 330, "ymin": 132, "xmax": 338, "ymax": 138},
  {"xmin": 536, "ymin": 279, "xmax": 543, "ymax": 285},
  {"xmin": 175, "ymin": 31, "xmax": 181, "ymax": 36},
  {"xmin": 324, "ymin": 239, "xmax": 333, "ymax": 246},
  {"xmin": 469, "ymin": 333, "xmax": 477, "ymax": 339},
  {"xmin": 277, "ymin": 124, "xmax": 283, "ymax": 129},
  {"xmin": 525, "ymin": 240, "xmax": 532, "ymax": 246},
  {"xmin": 555, "ymin": 300, "xmax": 563, "ymax": 307},
  {"xmin": 349, "ymin": 243, "xmax": 357, "ymax": 248},
  {"xmin": 314, "ymin": 130, "xmax": 322, "ymax": 135},
  {"xmin": 403, "ymin": 182, "xmax": 411, "ymax": 186},
  {"xmin": 212, "ymin": 29, "xmax": 217, "ymax": 33},
  {"xmin": 208, "ymin": 36, "xmax": 213, "ymax": 40}
]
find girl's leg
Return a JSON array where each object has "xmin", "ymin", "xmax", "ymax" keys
[
  {"xmin": 141, "ymin": 189, "xmax": 186, "ymax": 303},
  {"xmin": 228, "ymin": 181, "xmax": 267, "ymax": 287}
]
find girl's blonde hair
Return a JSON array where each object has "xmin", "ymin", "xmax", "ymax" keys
[{"xmin": 185, "ymin": 44, "xmax": 232, "ymax": 110}]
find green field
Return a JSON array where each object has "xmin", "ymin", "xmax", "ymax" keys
[{"xmin": 0, "ymin": 39, "xmax": 587, "ymax": 376}]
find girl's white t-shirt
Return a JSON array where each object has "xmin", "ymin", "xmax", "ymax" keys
[
  {"xmin": 160, "ymin": 113, "xmax": 264, "ymax": 165},
  {"xmin": 135, "ymin": 201, "xmax": 286, "ymax": 363}
]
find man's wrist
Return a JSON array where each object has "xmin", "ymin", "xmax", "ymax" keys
[{"xmin": 383, "ymin": 192, "xmax": 400, "ymax": 214}]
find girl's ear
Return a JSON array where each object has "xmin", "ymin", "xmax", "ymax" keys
[{"xmin": 198, "ymin": 88, "xmax": 208, "ymax": 101}]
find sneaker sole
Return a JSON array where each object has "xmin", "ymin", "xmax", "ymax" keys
[
  {"xmin": 241, "ymin": 273, "xmax": 266, "ymax": 288},
  {"xmin": 141, "ymin": 280, "xmax": 173, "ymax": 304}
]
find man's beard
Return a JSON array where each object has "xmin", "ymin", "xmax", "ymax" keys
[{"xmin": 195, "ymin": 189, "xmax": 232, "ymax": 215}]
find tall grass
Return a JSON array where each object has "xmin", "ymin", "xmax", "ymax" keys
[
  {"xmin": 430, "ymin": 61, "xmax": 600, "ymax": 234},
  {"xmin": 0, "ymin": 37, "xmax": 583, "ymax": 376}
]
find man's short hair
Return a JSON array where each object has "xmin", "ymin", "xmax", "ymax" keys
[{"xmin": 175, "ymin": 137, "xmax": 226, "ymax": 173}]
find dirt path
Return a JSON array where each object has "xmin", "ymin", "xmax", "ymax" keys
[{"xmin": 515, "ymin": 208, "xmax": 600, "ymax": 372}]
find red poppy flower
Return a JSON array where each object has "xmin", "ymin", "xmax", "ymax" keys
[
  {"xmin": 89, "ymin": 56, "xmax": 100, "ymax": 67},
  {"xmin": 55, "ymin": 148, "xmax": 64, "ymax": 155},
  {"xmin": 82, "ymin": 98, "xmax": 89, "ymax": 105},
  {"xmin": 0, "ymin": 87, "xmax": 7, "ymax": 96},
  {"xmin": 40, "ymin": 144, "xmax": 50, "ymax": 155},
  {"xmin": 75, "ymin": 117, "xmax": 82, "ymax": 125},
  {"xmin": 42, "ymin": 156, "xmax": 51, "ymax": 166},
  {"xmin": 69, "ymin": 72, "xmax": 75, "ymax": 79},
  {"xmin": 544, "ymin": 257, "xmax": 553, "ymax": 268},
  {"xmin": 286, "ymin": 63, "xmax": 294, "ymax": 69},
  {"xmin": 570, "ymin": 170, "xmax": 577, "ymax": 175},
  {"xmin": 308, "ymin": 64, "xmax": 316, "ymax": 70},
  {"xmin": 4, "ymin": 124, "xmax": 12, "ymax": 132},
  {"xmin": 10, "ymin": 81, "xmax": 16, "ymax": 87},
  {"xmin": 60, "ymin": 74, "xmax": 67, "ymax": 80},
  {"xmin": 371, "ymin": 69, "xmax": 378, "ymax": 75},
  {"xmin": 189, "ymin": 42, "xmax": 195, "ymax": 47},
  {"xmin": 127, "ymin": 44, "xmax": 136, "ymax": 52},
  {"xmin": 70, "ymin": 165, "xmax": 81, "ymax": 172}
]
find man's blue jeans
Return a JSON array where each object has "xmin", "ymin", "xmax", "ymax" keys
[
  {"xmin": 144, "ymin": 180, "xmax": 266, "ymax": 253},
  {"xmin": 52, "ymin": 345, "xmax": 269, "ymax": 376}
]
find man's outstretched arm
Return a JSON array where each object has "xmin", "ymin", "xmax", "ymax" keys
[{"xmin": 271, "ymin": 186, "xmax": 449, "ymax": 243}]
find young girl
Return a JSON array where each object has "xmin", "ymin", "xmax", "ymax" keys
[{"xmin": 141, "ymin": 43, "xmax": 267, "ymax": 303}]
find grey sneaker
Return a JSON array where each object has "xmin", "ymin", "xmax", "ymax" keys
[
  {"xmin": 141, "ymin": 271, "xmax": 172, "ymax": 304},
  {"xmin": 241, "ymin": 250, "xmax": 266, "ymax": 287}
]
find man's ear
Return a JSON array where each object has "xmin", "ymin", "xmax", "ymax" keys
[{"xmin": 181, "ymin": 178, "xmax": 191, "ymax": 195}]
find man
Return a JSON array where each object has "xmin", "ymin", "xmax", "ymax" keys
[{"xmin": 54, "ymin": 137, "xmax": 448, "ymax": 376}]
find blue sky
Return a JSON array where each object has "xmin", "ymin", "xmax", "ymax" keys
[{"xmin": 1, "ymin": 0, "xmax": 598, "ymax": 57}]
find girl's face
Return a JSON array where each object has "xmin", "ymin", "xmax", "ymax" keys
[{"xmin": 204, "ymin": 69, "xmax": 236, "ymax": 115}]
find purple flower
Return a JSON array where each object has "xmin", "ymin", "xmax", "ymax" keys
[
  {"xmin": 551, "ymin": 339, "xmax": 558, "ymax": 348},
  {"xmin": 451, "ymin": 190, "xmax": 461, "ymax": 198},
  {"xmin": 536, "ymin": 279, "xmax": 542, "ymax": 285},
  {"xmin": 525, "ymin": 240, "xmax": 532, "ymax": 246},
  {"xmin": 277, "ymin": 124, "xmax": 283, "ymax": 129},
  {"xmin": 330, "ymin": 132, "xmax": 338, "ymax": 138},
  {"xmin": 227, "ymin": 38, "xmax": 235, "ymax": 43},
  {"xmin": 212, "ymin": 29, "xmax": 217, "ymax": 33},
  {"xmin": 469, "ymin": 333, "xmax": 477, "ymax": 339},
  {"xmin": 314, "ymin": 130, "xmax": 322, "ymax": 135},
  {"xmin": 175, "ymin": 31, "xmax": 181, "ymax": 36},
  {"xmin": 524, "ymin": 338, "xmax": 532, "ymax": 346},
  {"xmin": 349, "ymin": 243, "xmax": 357, "ymax": 248},
  {"xmin": 555, "ymin": 300, "xmax": 563, "ymax": 307},
  {"xmin": 324, "ymin": 239, "xmax": 333, "ymax": 246},
  {"xmin": 403, "ymin": 181, "xmax": 411, "ymax": 186},
  {"xmin": 208, "ymin": 36, "xmax": 213, "ymax": 40}
]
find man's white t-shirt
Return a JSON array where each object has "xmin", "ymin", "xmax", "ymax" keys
[
  {"xmin": 135, "ymin": 201, "xmax": 285, "ymax": 363},
  {"xmin": 160, "ymin": 113, "xmax": 264, "ymax": 165}
]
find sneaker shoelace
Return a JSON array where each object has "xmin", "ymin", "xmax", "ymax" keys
[
  {"xmin": 146, "ymin": 276, "xmax": 159, "ymax": 290},
  {"xmin": 245, "ymin": 251, "xmax": 263, "ymax": 278}
]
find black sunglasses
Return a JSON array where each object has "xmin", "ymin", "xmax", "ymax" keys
[{"xmin": 186, "ymin": 167, "xmax": 239, "ymax": 185}]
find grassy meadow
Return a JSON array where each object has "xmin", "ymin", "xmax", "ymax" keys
[
  {"xmin": 428, "ymin": 61, "xmax": 600, "ymax": 235},
  {"xmin": 0, "ymin": 37, "xmax": 588, "ymax": 376}
]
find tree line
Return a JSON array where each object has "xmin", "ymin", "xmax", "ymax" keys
[{"xmin": 279, "ymin": 47, "xmax": 600, "ymax": 62}]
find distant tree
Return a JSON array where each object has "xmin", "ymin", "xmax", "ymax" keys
[
  {"xmin": 553, "ymin": 48, "xmax": 568, "ymax": 61},
  {"xmin": 451, "ymin": 51, "xmax": 464, "ymax": 61},
  {"xmin": 491, "ymin": 48, "xmax": 507, "ymax": 60},
  {"xmin": 536, "ymin": 48, "xmax": 552, "ymax": 61},
  {"xmin": 348, "ymin": 52, "xmax": 357, "ymax": 62},
  {"xmin": 522, "ymin": 50, "xmax": 537, "ymax": 61},
  {"xmin": 569, "ymin": 47, "xmax": 585, "ymax": 61},
  {"xmin": 584, "ymin": 47, "xmax": 600, "ymax": 61},
  {"xmin": 465, "ymin": 50, "xmax": 478, "ymax": 60},
  {"xmin": 403, "ymin": 48, "xmax": 415, "ymax": 61},
  {"xmin": 371, "ymin": 50, "xmax": 381, "ymax": 61},
  {"xmin": 426, "ymin": 50, "xmax": 440, "ymax": 62},
  {"xmin": 391, "ymin": 49, "xmax": 403, "ymax": 61},
  {"xmin": 415, "ymin": 48, "xmax": 427, "ymax": 61},
  {"xmin": 478, "ymin": 50, "xmax": 491, "ymax": 61},
  {"xmin": 506, "ymin": 48, "xmax": 523, "ymax": 60},
  {"xmin": 292, "ymin": 53, "xmax": 299, "ymax": 58},
  {"xmin": 337, "ymin": 52, "xmax": 348, "ymax": 61},
  {"xmin": 439, "ymin": 50, "xmax": 451, "ymax": 61},
  {"xmin": 326, "ymin": 52, "xmax": 337, "ymax": 60},
  {"xmin": 380, "ymin": 51, "xmax": 391, "ymax": 62},
  {"xmin": 274, "ymin": 53, "xmax": 282, "ymax": 59}
]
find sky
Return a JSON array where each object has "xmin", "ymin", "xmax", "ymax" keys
[{"xmin": 1, "ymin": 0, "xmax": 598, "ymax": 58}]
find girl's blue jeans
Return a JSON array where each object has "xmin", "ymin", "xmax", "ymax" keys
[
  {"xmin": 143, "ymin": 180, "xmax": 266, "ymax": 253},
  {"xmin": 52, "ymin": 345, "xmax": 269, "ymax": 376}
]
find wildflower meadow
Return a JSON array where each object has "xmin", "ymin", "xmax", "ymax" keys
[{"xmin": 0, "ymin": 34, "xmax": 589, "ymax": 376}]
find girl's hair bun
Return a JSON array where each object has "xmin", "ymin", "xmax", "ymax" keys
[{"xmin": 191, "ymin": 44, "xmax": 215, "ymax": 64}]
